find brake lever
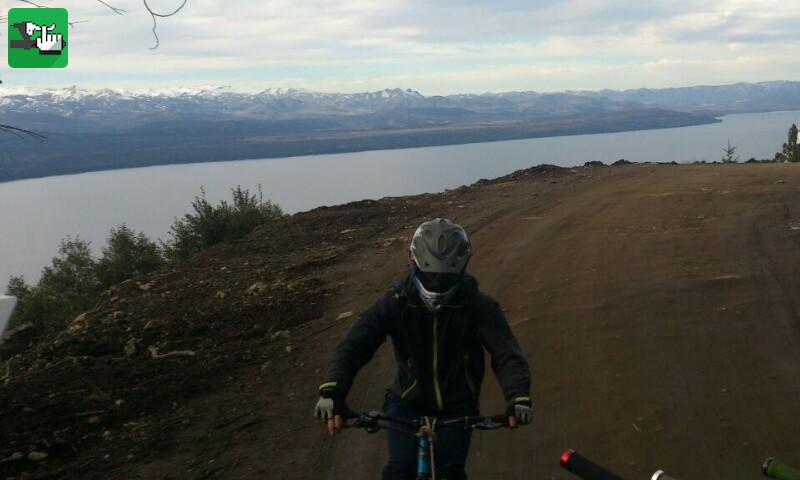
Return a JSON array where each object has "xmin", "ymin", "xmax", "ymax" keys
[
  {"xmin": 472, "ymin": 417, "xmax": 506, "ymax": 430},
  {"xmin": 348, "ymin": 411, "xmax": 382, "ymax": 434}
]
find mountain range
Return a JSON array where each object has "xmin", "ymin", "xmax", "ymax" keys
[{"xmin": 1, "ymin": 80, "xmax": 799, "ymax": 182}]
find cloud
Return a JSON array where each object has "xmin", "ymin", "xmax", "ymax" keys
[{"xmin": 2, "ymin": 0, "xmax": 800, "ymax": 93}]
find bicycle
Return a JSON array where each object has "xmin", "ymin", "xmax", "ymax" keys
[
  {"xmin": 560, "ymin": 449, "xmax": 679, "ymax": 480},
  {"xmin": 763, "ymin": 458, "xmax": 800, "ymax": 480},
  {"xmin": 343, "ymin": 410, "xmax": 509, "ymax": 480}
]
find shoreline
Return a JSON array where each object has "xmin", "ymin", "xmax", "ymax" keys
[{"xmin": 0, "ymin": 110, "xmax": 718, "ymax": 184}]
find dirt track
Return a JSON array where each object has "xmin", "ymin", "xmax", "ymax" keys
[
  {"xmin": 313, "ymin": 163, "xmax": 800, "ymax": 480},
  {"xmin": 4, "ymin": 162, "xmax": 800, "ymax": 479}
]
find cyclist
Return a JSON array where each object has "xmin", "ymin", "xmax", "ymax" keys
[{"xmin": 314, "ymin": 218, "xmax": 532, "ymax": 480}]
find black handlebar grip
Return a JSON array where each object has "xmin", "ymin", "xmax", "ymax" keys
[{"xmin": 560, "ymin": 449, "xmax": 625, "ymax": 480}]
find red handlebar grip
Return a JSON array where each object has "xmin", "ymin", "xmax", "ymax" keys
[{"xmin": 560, "ymin": 449, "xmax": 626, "ymax": 480}]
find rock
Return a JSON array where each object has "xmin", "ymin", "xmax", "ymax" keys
[
  {"xmin": 115, "ymin": 399, "xmax": 125, "ymax": 407},
  {"xmin": 285, "ymin": 345, "xmax": 293, "ymax": 354},
  {"xmin": 775, "ymin": 180, "xmax": 786, "ymax": 184},
  {"xmin": 215, "ymin": 290, "xmax": 226, "ymax": 300},
  {"xmin": 270, "ymin": 330, "xmax": 290, "ymax": 340},
  {"xmin": 138, "ymin": 281, "xmax": 154, "ymax": 291},
  {"xmin": 68, "ymin": 313, "xmax": 87, "ymax": 332},
  {"xmin": 2, "ymin": 322, "xmax": 33, "ymax": 341},
  {"xmin": 1, "ymin": 452, "xmax": 23, "ymax": 463},
  {"xmin": 88, "ymin": 416, "xmax": 102, "ymax": 424},
  {"xmin": 247, "ymin": 282, "xmax": 269, "ymax": 295},
  {"xmin": 336, "ymin": 311, "xmax": 354, "ymax": 321},
  {"xmin": 124, "ymin": 338, "xmax": 137, "ymax": 357},
  {"xmin": 27, "ymin": 451, "xmax": 48, "ymax": 461}
]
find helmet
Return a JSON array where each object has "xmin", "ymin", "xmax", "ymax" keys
[{"xmin": 409, "ymin": 218, "xmax": 472, "ymax": 311}]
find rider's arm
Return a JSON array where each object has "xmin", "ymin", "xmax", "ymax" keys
[
  {"xmin": 322, "ymin": 290, "xmax": 394, "ymax": 398},
  {"xmin": 477, "ymin": 298, "xmax": 531, "ymax": 404}
]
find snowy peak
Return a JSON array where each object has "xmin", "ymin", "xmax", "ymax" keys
[{"xmin": 2, "ymin": 81, "xmax": 800, "ymax": 135}]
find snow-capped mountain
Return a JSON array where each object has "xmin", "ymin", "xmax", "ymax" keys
[
  {"xmin": 4, "ymin": 81, "xmax": 800, "ymax": 135},
  {"xmin": 1, "ymin": 80, "xmax": 799, "ymax": 183}
]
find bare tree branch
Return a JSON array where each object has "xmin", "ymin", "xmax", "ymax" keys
[
  {"xmin": 18, "ymin": 0, "xmax": 47, "ymax": 7},
  {"xmin": 96, "ymin": 0, "xmax": 126, "ymax": 15},
  {"xmin": 142, "ymin": 0, "xmax": 188, "ymax": 49},
  {"xmin": 0, "ymin": 125, "xmax": 47, "ymax": 141},
  {"xmin": 10, "ymin": 1, "xmax": 87, "ymax": 28}
]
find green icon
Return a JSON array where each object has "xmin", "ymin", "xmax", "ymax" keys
[{"xmin": 8, "ymin": 8, "xmax": 68, "ymax": 68}]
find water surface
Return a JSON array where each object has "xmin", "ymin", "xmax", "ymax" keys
[{"xmin": 1, "ymin": 109, "xmax": 797, "ymax": 286}]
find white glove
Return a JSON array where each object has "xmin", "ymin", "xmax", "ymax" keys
[
  {"xmin": 514, "ymin": 403, "xmax": 533, "ymax": 425},
  {"xmin": 314, "ymin": 397, "xmax": 335, "ymax": 422}
]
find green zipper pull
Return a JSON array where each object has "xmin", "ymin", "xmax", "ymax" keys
[{"xmin": 433, "ymin": 314, "xmax": 443, "ymax": 410}]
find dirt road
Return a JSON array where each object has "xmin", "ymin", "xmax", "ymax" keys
[
  {"xmin": 4, "ymin": 162, "xmax": 800, "ymax": 480},
  {"xmin": 313, "ymin": 163, "xmax": 800, "ymax": 480}
]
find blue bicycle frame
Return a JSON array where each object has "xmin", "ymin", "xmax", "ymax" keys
[
  {"xmin": 417, "ymin": 434, "xmax": 433, "ymax": 477},
  {"xmin": 345, "ymin": 411, "xmax": 507, "ymax": 480}
]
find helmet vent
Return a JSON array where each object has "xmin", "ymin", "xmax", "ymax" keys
[{"xmin": 437, "ymin": 234, "xmax": 447, "ymax": 253}]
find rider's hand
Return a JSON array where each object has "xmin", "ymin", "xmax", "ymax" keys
[
  {"xmin": 314, "ymin": 384, "xmax": 348, "ymax": 436},
  {"xmin": 506, "ymin": 396, "xmax": 532, "ymax": 429}
]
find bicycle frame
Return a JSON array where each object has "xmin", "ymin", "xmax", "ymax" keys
[{"xmin": 417, "ymin": 432, "xmax": 433, "ymax": 478}]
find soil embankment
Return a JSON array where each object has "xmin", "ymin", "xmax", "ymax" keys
[{"xmin": 2, "ymin": 162, "xmax": 800, "ymax": 479}]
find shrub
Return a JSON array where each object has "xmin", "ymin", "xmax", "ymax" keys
[
  {"xmin": 97, "ymin": 224, "xmax": 163, "ymax": 288},
  {"xmin": 5, "ymin": 187, "xmax": 283, "ymax": 334},
  {"xmin": 5, "ymin": 238, "xmax": 100, "ymax": 333},
  {"xmin": 163, "ymin": 186, "xmax": 283, "ymax": 262}
]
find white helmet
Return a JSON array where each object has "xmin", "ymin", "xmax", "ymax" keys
[{"xmin": 409, "ymin": 218, "xmax": 472, "ymax": 311}]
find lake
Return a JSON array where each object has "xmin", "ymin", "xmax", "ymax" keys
[{"xmin": 1, "ymin": 109, "xmax": 798, "ymax": 287}]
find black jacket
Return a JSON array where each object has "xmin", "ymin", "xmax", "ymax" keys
[{"xmin": 324, "ymin": 273, "xmax": 531, "ymax": 415}]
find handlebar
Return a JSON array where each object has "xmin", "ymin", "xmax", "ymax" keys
[
  {"xmin": 764, "ymin": 458, "xmax": 800, "ymax": 480},
  {"xmin": 343, "ymin": 410, "xmax": 509, "ymax": 434},
  {"xmin": 560, "ymin": 449, "xmax": 625, "ymax": 480}
]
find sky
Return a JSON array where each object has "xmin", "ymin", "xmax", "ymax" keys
[{"xmin": 2, "ymin": 0, "xmax": 800, "ymax": 95}]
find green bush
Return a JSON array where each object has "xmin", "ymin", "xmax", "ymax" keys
[
  {"xmin": 5, "ymin": 238, "xmax": 100, "ymax": 333},
  {"xmin": 5, "ymin": 187, "xmax": 282, "ymax": 334},
  {"xmin": 775, "ymin": 124, "xmax": 800, "ymax": 163},
  {"xmin": 97, "ymin": 224, "xmax": 163, "ymax": 288},
  {"xmin": 163, "ymin": 186, "xmax": 283, "ymax": 262}
]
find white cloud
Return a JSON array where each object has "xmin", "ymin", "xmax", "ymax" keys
[{"xmin": 2, "ymin": 0, "xmax": 799, "ymax": 93}]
